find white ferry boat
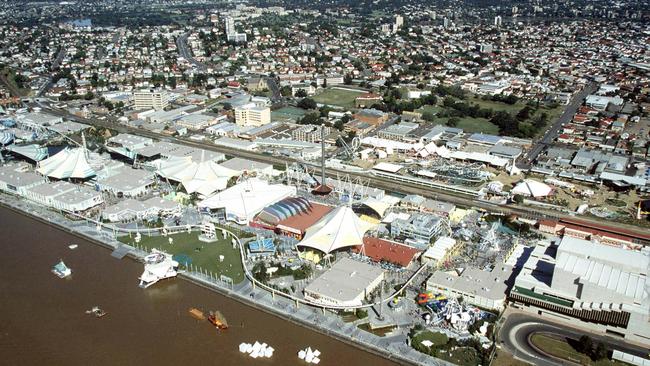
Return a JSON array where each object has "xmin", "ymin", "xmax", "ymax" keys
[
  {"xmin": 52, "ymin": 260, "xmax": 72, "ymax": 278},
  {"xmin": 138, "ymin": 249, "xmax": 179, "ymax": 288}
]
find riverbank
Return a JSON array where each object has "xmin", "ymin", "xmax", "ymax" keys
[{"xmin": 0, "ymin": 193, "xmax": 443, "ymax": 366}]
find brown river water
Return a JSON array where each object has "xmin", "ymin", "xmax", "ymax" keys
[{"xmin": 0, "ymin": 207, "xmax": 400, "ymax": 366}]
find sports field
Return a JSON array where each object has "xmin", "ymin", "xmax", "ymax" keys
[{"xmin": 312, "ymin": 87, "xmax": 365, "ymax": 109}]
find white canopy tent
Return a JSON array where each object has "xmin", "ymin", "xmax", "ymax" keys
[
  {"xmin": 36, "ymin": 147, "xmax": 96, "ymax": 179},
  {"xmin": 512, "ymin": 179, "xmax": 552, "ymax": 197},
  {"xmin": 198, "ymin": 178, "xmax": 296, "ymax": 224},
  {"xmin": 157, "ymin": 156, "xmax": 240, "ymax": 196},
  {"xmin": 297, "ymin": 206, "xmax": 376, "ymax": 255}
]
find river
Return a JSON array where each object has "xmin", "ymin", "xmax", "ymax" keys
[{"xmin": 0, "ymin": 206, "xmax": 399, "ymax": 366}]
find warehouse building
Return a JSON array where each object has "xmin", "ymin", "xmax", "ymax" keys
[
  {"xmin": 303, "ymin": 257, "xmax": 384, "ymax": 308},
  {"xmin": 511, "ymin": 237, "xmax": 650, "ymax": 346}
]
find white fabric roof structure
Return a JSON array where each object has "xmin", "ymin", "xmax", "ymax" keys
[
  {"xmin": 198, "ymin": 178, "xmax": 296, "ymax": 224},
  {"xmin": 157, "ymin": 156, "xmax": 240, "ymax": 196},
  {"xmin": 297, "ymin": 206, "xmax": 376, "ymax": 255},
  {"xmin": 36, "ymin": 147, "xmax": 96, "ymax": 179},
  {"xmin": 512, "ymin": 179, "xmax": 553, "ymax": 197},
  {"xmin": 6, "ymin": 144, "xmax": 49, "ymax": 161},
  {"xmin": 361, "ymin": 136, "xmax": 423, "ymax": 152},
  {"xmin": 358, "ymin": 197, "xmax": 391, "ymax": 217}
]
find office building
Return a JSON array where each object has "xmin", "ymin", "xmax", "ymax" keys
[
  {"xmin": 234, "ymin": 103, "xmax": 271, "ymax": 127},
  {"xmin": 133, "ymin": 89, "xmax": 169, "ymax": 110}
]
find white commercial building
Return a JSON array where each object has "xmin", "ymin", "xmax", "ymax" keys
[
  {"xmin": 134, "ymin": 89, "xmax": 169, "ymax": 110},
  {"xmin": 96, "ymin": 166, "xmax": 155, "ymax": 197},
  {"xmin": 304, "ymin": 257, "xmax": 384, "ymax": 308},
  {"xmin": 511, "ymin": 237, "xmax": 650, "ymax": 346},
  {"xmin": 427, "ymin": 264, "xmax": 514, "ymax": 311},
  {"xmin": 0, "ymin": 164, "xmax": 45, "ymax": 195},
  {"xmin": 106, "ymin": 133, "xmax": 153, "ymax": 160},
  {"xmin": 234, "ymin": 103, "xmax": 271, "ymax": 127},
  {"xmin": 24, "ymin": 181, "xmax": 103, "ymax": 212},
  {"xmin": 198, "ymin": 178, "xmax": 296, "ymax": 224}
]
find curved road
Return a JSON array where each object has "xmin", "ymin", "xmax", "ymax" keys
[{"xmin": 499, "ymin": 312, "xmax": 648, "ymax": 365}]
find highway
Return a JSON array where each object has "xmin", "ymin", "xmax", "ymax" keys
[
  {"xmin": 32, "ymin": 101, "xmax": 650, "ymax": 239},
  {"xmin": 523, "ymin": 82, "xmax": 598, "ymax": 166},
  {"xmin": 499, "ymin": 312, "xmax": 648, "ymax": 365},
  {"xmin": 176, "ymin": 33, "xmax": 207, "ymax": 71}
]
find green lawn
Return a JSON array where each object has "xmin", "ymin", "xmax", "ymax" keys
[
  {"xmin": 468, "ymin": 96, "xmax": 527, "ymax": 114},
  {"xmin": 118, "ymin": 231, "xmax": 245, "ymax": 283},
  {"xmin": 412, "ymin": 331, "xmax": 449, "ymax": 347},
  {"xmin": 429, "ymin": 117, "xmax": 500, "ymax": 134},
  {"xmin": 272, "ymin": 106, "xmax": 307, "ymax": 122},
  {"xmin": 530, "ymin": 334, "xmax": 625, "ymax": 366},
  {"xmin": 312, "ymin": 88, "xmax": 365, "ymax": 109},
  {"xmin": 416, "ymin": 105, "xmax": 443, "ymax": 116},
  {"xmin": 437, "ymin": 347, "xmax": 481, "ymax": 366}
]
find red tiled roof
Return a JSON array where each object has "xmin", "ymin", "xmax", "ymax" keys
[{"xmin": 352, "ymin": 237, "xmax": 422, "ymax": 267}]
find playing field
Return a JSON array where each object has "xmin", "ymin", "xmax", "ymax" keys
[
  {"xmin": 429, "ymin": 117, "xmax": 500, "ymax": 135},
  {"xmin": 118, "ymin": 231, "xmax": 245, "ymax": 283},
  {"xmin": 272, "ymin": 106, "xmax": 306, "ymax": 122},
  {"xmin": 312, "ymin": 88, "xmax": 365, "ymax": 109}
]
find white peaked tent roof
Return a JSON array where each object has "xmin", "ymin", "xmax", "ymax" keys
[
  {"xmin": 37, "ymin": 147, "xmax": 96, "ymax": 179},
  {"xmin": 157, "ymin": 156, "xmax": 240, "ymax": 196},
  {"xmin": 417, "ymin": 142, "xmax": 438, "ymax": 158},
  {"xmin": 298, "ymin": 206, "xmax": 376, "ymax": 255},
  {"xmin": 512, "ymin": 179, "xmax": 552, "ymax": 197}
]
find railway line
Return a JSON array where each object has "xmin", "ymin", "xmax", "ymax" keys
[{"xmin": 34, "ymin": 102, "xmax": 650, "ymax": 241}]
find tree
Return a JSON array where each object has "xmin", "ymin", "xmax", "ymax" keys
[
  {"xmin": 447, "ymin": 117, "xmax": 460, "ymax": 127},
  {"xmin": 512, "ymin": 194, "xmax": 524, "ymax": 204},
  {"xmin": 280, "ymin": 85, "xmax": 292, "ymax": 97},
  {"xmin": 576, "ymin": 335, "xmax": 593, "ymax": 354},
  {"xmin": 421, "ymin": 111, "xmax": 435, "ymax": 122},
  {"xmin": 344, "ymin": 73, "xmax": 352, "ymax": 85},
  {"xmin": 295, "ymin": 88, "xmax": 308, "ymax": 98},
  {"xmin": 592, "ymin": 342, "xmax": 608, "ymax": 361},
  {"xmin": 298, "ymin": 97, "xmax": 317, "ymax": 110}
]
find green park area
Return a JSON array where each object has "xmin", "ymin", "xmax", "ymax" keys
[
  {"xmin": 412, "ymin": 92, "xmax": 564, "ymax": 137},
  {"xmin": 530, "ymin": 334, "xmax": 625, "ymax": 366},
  {"xmin": 410, "ymin": 330, "xmax": 485, "ymax": 366},
  {"xmin": 118, "ymin": 231, "xmax": 245, "ymax": 283},
  {"xmin": 312, "ymin": 87, "xmax": 365, "ymax": 109}
]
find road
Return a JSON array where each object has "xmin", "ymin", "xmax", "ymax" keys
[
  {"xmin": 36, "ymin": 47, "xmax": 67, "ymax": 97},
  {"xmin": 499, "ymin": 312, "xmax": 649, "ymax": 366},
  {"xmin": 176, "ymin": 33, "xmax": 207, "ymax": 71},
  {"xmin": 523, "ymin": 82, "xmax": 598, "ymax": 166},
  {"xmin": 265, "ymin": 77, "xmax": 282, "ymax": 102},
  {"xmin": 33, "ymin": 102, "xmax": 650, "ymax": 240}
]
